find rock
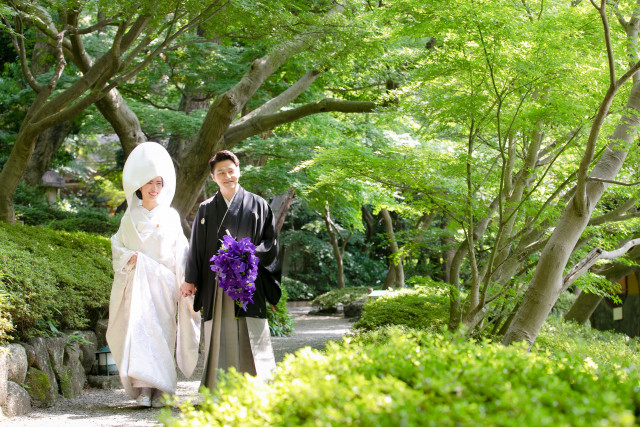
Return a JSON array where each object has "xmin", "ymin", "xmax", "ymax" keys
[
  {"xmin": 65, "ymin": 341, "xmax": 81, "ymax": 365},
  {"xmin": 95, "ymin": 319, "xmax": 109, "ymax": 349},
  {"xmin": 87, "ymin": 375, "xmax": 122, "ymax": 389},
  {"xmin": 2, "ymin": 381, "xmax": 31, "ymax": 417},
  {"xmin": 44, "ymin": 335, "xmax": 66, "ymax": 378},
  {"xmin": 344, "ymin": 299, "xmax": 366, "ymax": 318},
  {"xmin": 25, "ymin": 338, "xmax": 58, "ymax": 403},
  {"xmin": 24, "ymin": 367, "xmax": 57, "ymax": 408},
  {"xmin": 58, "ymin": 362, "xmax": 85, "ymax": 399},
  {"xmin": 76, "ymin": 331, "xmax": 98, "ymax": 374},
  {"xmin": 6, "ymin": 344, "xmax": 28, "ymax": 384},
  {"xmin": 0, "ymin": 347, "xmax": 6, "ymax": 408},
  {"xmin": 21, "ymin": 343, "xmax": 36, "ymax": 367},
  {"xmin": 59, "ymin": 342, "xmax": 86, "ymax": 399}
]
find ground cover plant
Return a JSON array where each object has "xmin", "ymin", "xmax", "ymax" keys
[
  {"xmin": 163, "ymin": 320, "xmax": 640, "ymax": 426},
  {"xmin": 0, "ymin": 222, "xmax": 113, "ymax": 341},
  {"xmin": 353, "ymin": 284, "xmax": 450, "ymax": 332}
]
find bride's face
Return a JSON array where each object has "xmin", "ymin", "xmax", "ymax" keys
[{"xmin": 140, "ymin": 176, "xmax": 163, "ymax": 203}]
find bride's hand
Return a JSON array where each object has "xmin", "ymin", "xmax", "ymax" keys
[{"xmin": 127, "ymin": 253, "xmax": 138, "ymax": 265}]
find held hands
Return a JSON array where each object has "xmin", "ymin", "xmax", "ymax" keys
[{"xmin": 180, "ymin": 282, "xmax": 196, "ymax": 297}]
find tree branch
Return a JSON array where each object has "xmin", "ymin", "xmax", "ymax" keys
[
  {"xmin": 235, "ymin": 70, "xmax": 323, "ymax": 126},
  {"xmin": 224, "ymin": 98, "xmax": 376, "ymax": 147},
  {"xmin": 561, "ymin": 238, "xmax": 640, "ymax": 294}
]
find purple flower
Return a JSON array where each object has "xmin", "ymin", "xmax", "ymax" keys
[{"xmin": 209, "ymin": 236, "xmax": 260, "ymax": 311}]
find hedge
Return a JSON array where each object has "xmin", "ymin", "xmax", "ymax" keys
[
  {"xmin": 164, "ymin": 323, "xmax": 640, "ymax": 426},
  {"xmin": 353, "ymin": 285, "xmax": 450, "ymax": 332},
  {"xmin": 0, "ymin": 222, "xmax": 113, "ymax": 342}
]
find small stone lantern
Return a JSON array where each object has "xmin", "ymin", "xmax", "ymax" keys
[
  {"xmin": 95, "ymin": 346, "xmax": 118, "ymax": 376},
  {"xmin": 40, "ymin": 170, "xmax": 65, "ymax": 204}
]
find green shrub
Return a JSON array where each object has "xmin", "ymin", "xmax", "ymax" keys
[
  {"xmin": 535, "ymin": 315, "xmax": 640, "ymax": 368},
  {"xmin": 353, "ymin": 285, "xmax": 449, "ymax": 332},
  {"xmin": 164, "ymin": 326, "xmax": 639, "ymax": 426},
  {"xmin": 47, "ymin": 216, "xmax": 120, "ymax": 235},
  {"xmin": 0, "ymin": 222, "xmax": 113, "ymax": 340},
  {"xmin": 281, "ymin": 276, "xmax": 315, "ymax": 301},
  {"xmin": 311, "ymin": 287, "xmax": 371, "ymax": 312},
  {"xmin": 267, "ymin": 285, "xmax": 293, "ymax": 337},
  {"xmin": 0, "ymin": 289, "xmax": 13, "ymax": 344}
]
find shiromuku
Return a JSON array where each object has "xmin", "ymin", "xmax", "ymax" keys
[{"xmin": 106, "ymin": 142, "xmax": 200, "ymax": 408}]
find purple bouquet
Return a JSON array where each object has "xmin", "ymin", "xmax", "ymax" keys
[{"xmin": 209, "ymin": 235, "xmax": 260, "ymax": 311}]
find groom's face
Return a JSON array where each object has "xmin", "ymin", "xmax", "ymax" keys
[{"xmin": 211, "ymin": 159, "xmax": 240, "ymax": 193}]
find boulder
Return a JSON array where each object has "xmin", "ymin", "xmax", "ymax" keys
[
  {"xmin": 95, "ymin": 319, "xmax": 109, "ymax": 349},
  {"xmin": 76, "ymin": 331, "xmax": 98, "ymax": 374},
  {"xmin": 58, "ymin": 363, "xmax": 85, "ymax": 399},
  {"xmin": 20, "ymin": 342, "xmax": 36, "ymax": 367},
  {"xmin": 25, "ymin": 338, "xmax": 58, "ymax": 403},
  {"xmin": 59, "ymin": 341, "xmax": 86, "ymax": 398},
  {"xmin": 0, "ymin": 348, "xmax": 6, "ymax": 409},
  {"xmin": 2, "ymin": 381, "xmax": 31, "ymax": 417},
  {"xmin": 44, "ymin": 335, "xmax": 66, "ymax": 378},
  {"xmin": 6, "ymin": 344, "xmax": 28, "ymax": 384},
  {"xmin": 344, "ymin": 299, "xmax": 366, "ymax": 318},
  {"xmin": 87, "ymin": 375, "xmax": 122, "ymax": 390},
  {"xmin": 24, "ymin": 367, "xmax": 57, "ymax": 408}
]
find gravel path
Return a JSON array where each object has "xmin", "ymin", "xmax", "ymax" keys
[{"xmin": 2, "ymin": 304, "xmax": 353, "ymax": 427}]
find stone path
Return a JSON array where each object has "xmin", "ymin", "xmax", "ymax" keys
[{"xmin": 2, "ymin": 304, "xmax": 353, "ymax": 426}]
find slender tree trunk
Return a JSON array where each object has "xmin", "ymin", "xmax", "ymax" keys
[
  {"xmin": 323, "ymin": 204, "xmax": 345, "ymax": 289},
  {"xmin": 381, "ymin": 208, "xmax": 404, "ymax": 287},
  {"xmin": 503, "ymin": 80, "xmax": 640, "ymax": 348}
]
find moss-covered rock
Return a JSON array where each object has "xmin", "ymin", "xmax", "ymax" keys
[{"xmin": 24, "ymin": 367, "xmax": 56, "ymax": 408}]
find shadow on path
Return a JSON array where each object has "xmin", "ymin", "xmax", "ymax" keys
[{"xmin": 2, "ymin": 302, "xmax": 353, "ymax": 426}]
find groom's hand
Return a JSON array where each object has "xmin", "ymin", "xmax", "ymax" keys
[{"xmin": 180, "ymin": 282, "xmax": 196, "ymax": 297}]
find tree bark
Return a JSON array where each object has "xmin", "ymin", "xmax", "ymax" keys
[
  {"xmin": 381, "ymin": 208, "xmax": 404, "ymax": 288},
  {"xmin": 270, "ymin": 188, "xmax": 295, "ymax": 234},
  {"xmin": 323, "ymin": 204, "xmax": 345, "ymax": 289},
  {"xmin": 23, "ymin": 122, "xmax": 75, "ymax": 186}
]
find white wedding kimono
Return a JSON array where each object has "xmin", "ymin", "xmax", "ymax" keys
[{"xmin": 106, "ymin": 142, "xmax": 200, "ymax": 399}]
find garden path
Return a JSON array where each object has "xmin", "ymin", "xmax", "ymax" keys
[{"xmin": 2, "ymin": 303, "xmax": 353, "ymax": 427}]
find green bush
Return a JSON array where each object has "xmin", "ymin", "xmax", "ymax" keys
[
  {"xmin": 164, "ymin": 326, "xmax": 639, "ymax": 426},
  {"xmin": 353, "ymin": 284, "xmax": 450, "ymax": 332},
  {"xmin": 281, "ymin": 276, "xmax": 315, "ymax": 301},
  {"xmin": 311, "ymin": 286, "xmax": 371, "ymax": 312},
  {"xmin": 0, "ymin": 222, "xmax": 113, "ymax": 341},
  {"xmin": 0, "ymin": 289, "xmax": 13, "ymax": 344},
  {"xmin": 13, "ymin": 182, "xmax": 121, "ymax": 236},
  {"xmin": 267, "ymin": 285, "xmax": 293, "ymax": 337}
]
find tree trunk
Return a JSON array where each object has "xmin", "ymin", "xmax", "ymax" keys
[
  {"xmin": 95, "ymin": 89, "xmax": 147, "ymax": 158},
  {"xmin": 23, "ymin": 122, "xmax": 75, "ymax": 186},
  {"xmin": 564, "ymin": 293, "xmax": 603, "ymax": 324},
  {"xmin": 270, "ymin": 189, "xmax": 295, "ymax": 234},
  {"xmin": 0, "ymin": 127, "xmax": 40, "ymax": 222},
  {"xmin": 383, "ymin": 266, "xmax": 396, "ymax": 290},
  {"xmin": 502, "ymin": 79, "xmax": 640, "ymax": 348},
  {"xmin": 381, "ymin": 208, "xmax": 404, "ymax": 287},
  {"xmin": 323, "ymin": 204, "xmax": 345, "ymax": 289}
]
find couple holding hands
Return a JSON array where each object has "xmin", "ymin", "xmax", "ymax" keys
[{"xmin": 106, "ymin": 142, "xmax": 281, "ymax": 407}]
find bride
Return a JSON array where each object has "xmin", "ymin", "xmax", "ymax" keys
[{"xmin": 106, "ymin": 142, "xmax": 200, "ymax": 408}]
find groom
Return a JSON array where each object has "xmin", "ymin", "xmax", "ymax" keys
[{"xmin": 180, "ymin": 150, "xmax": 281, "ymax": 389}]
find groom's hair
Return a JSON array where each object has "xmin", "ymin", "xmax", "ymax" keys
[{"xmin": 209, "ymin": 150, "xmax": 239, "ymax": 173}]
